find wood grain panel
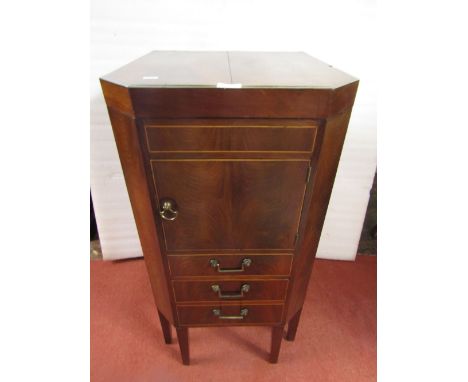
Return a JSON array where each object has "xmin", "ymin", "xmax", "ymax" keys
[
  {"xmin": 177, "ymin": 303, "xmax": 284, "ymax": 326},
  {"xmin": 173, "ymin": 279, "xmax": 288, "ymax": 302},
  {"xmin": 145, "ymin": 125, "xmax": 316, "ymax": 153},
  {"xmin": 151, "ymin": 160, "xmax": 309, "ymax": 252},
  {"xmin": 147, "ymin": 151, "xmax": 312, "ymax": 161},
  {"xmin": 105, "ymin": 107, "xmax": 174, "ymax": 323},
  {"xmin": 168, "ymin": 254, "xmax": 293, "ymax": 277},
  {"xmin": 330, "ymin": 82, "xmax": 360, "ymax": 115},
  {"xmin": 100, "ymin": 80, "xmax": 134, "ymax": 116},
  {"xmin": 130, "ymin": 88, "xmax": 332, "ymax": 118},
  {"xmin": 285, "ymin": 110, "xmax": 353, "ymax": 321}
]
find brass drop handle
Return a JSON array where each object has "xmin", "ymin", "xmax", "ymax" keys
[
  {"xmin": 211, "ymin": 284, "xmax": 250, "ymax": 299},
  {"xmin": 209, "ymin": 258, "xmax": 252, "ymax": 273},
  {"xmin": 212, "ymin": 308, "xmax": 248, "ymax": 320},
  {"xmin": 159, "ymin": 198, "xmax": 178, "ymax": 221}
]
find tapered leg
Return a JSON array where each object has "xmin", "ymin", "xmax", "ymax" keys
[
  {"xmin": 286, "ymin": 308, "xmax": 303, "ymax": 341},
  {"xmin": 176, "ymin": 327, "xmax": 190, "ymax": 365},
  {"xmin": 270, "ymin": 326, "xmax": 284, "ymax": 363},
  {"xmin": 157, "ymin": 309, "xmax": 172, "ymax": 344}
]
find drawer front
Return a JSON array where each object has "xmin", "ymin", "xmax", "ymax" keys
[
  {"xmin": 144, "ymin": 120, "xmax": 317, "ymax": 153},
  {"xmin": 173, "ymin": 279, "xmax": 288, "ymax": 303},
  {"xmin": 177, "ymin": 303, "xmax": 284, "ymax": 326},
  {"xmin": 168, "ymin": 254, "xmax": 293, "ymax": 277}
]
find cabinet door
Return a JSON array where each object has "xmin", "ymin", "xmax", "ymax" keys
[{"xmin": 152, "ymin": 160, "xmax": 309, "ymax": 252}]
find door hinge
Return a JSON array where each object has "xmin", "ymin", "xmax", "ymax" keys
[{"xmin": 306, "ymin": 165, "xmax": 312, "ymax": 183}]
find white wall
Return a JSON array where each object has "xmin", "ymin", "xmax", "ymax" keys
[{"xmin": 91, "ymin": 0, "xmax": 376, "ymax": 261}]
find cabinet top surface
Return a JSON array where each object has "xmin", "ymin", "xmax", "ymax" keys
[{"xmin": 101, "ymin": 51, "xmax": 357, "ymax": 89}]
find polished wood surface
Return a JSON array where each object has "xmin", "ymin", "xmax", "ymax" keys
[
  {"xmin": 285, "ymin": 110, "xmax": 353, "ymax": 321},
  {"xmin": 228, "ymin": 52, "xmax": 357, "ymax": 88},
  {"xmin": 172, "ymin": 279, "xmax": 288, "ymax": 303},
  {"xmin": 152, "ymin": 160, "xmax": 309, "ymax": 251},
  {"xmin": 157, "ymin": 309, "xmax": 172, "ymax": 344},
  {"xmin": 145, "ymin": 123, "xmax": 317, "ymax": 153},
  {"xmin": 100, "ymin": 79, "xmax": 134, "ymax": 116},
  {"xmin": 270, "ymin": 326, "xmax": 285, "ymax": 363},
  {"xmin": 101, "ymin": 51, "xmax": 357, "ymax": 89},
  {"xmin": 175, "ymin": 327, "xmax": 190, "ymax": 365},
  {"xmin": 105, "ymin": 105, "xmax": 174, "ymax": 324},
  {"xmin": 101, "ymin": 51, "xmax": 358, "ymax": 365},
  {"xmin": 130, "ymin": 87, "xmax": 353, "ymax": 119},
  {"xmin": 167, "ymin": 254, "xmax": 293, "ymax": 278},
  {"xmin": 285, "ymin": 307, "xmax": 302, "ymax": 341}
]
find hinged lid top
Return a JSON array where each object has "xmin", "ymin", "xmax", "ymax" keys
[{"xmin": 101, "ymin": 51, "xmax": 357, "ymax": 89}]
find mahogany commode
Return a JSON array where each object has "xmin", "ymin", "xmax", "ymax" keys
[{"xmin": 100, "ymin": 51, "xmax": 358, "ymax": 365}]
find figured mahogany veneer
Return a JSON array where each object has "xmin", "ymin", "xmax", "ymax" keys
[
  {"xmin": 151, "ymin": 159, "xmax": 309, "ymax": 252},
  {"xmin": 101, "ymin": 51, "xmax": 358, "ymax": 365},
  {"xmin": 145, "ymin": 119, "xmax": 318, "ymax": 153}
]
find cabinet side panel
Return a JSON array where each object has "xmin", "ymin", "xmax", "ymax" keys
[
  {"xmin": 100, "ymin": 79, "xmax": 134, "ymax": 116},
  {"xmin": 329, "ymin": 81, "xmax": 359, "ymax": 115},
  {"xmin": 106, "ymin": 107, "xmax": 174, "ymax": 323},
  {"xmin": 285, "ymin": 110, "xmax": 353, "ymax": 321}
]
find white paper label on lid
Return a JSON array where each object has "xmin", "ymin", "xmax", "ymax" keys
[
  {"xmin": 142, "ymin": 76, "xmax": 159, "ymax": 80},
  {"xmin": 216, "ymin": 83, "xmax": 242, "ymax": 89}
]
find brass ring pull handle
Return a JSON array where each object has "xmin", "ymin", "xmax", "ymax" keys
[
  {"xmin": 211, "ymin": 284, "xmax": 250, "ymax": 299},
  {"xmin": 159, "ymin": 199, "xmax": 178, "ymax": 221},
  {"xmin": 212, "ymin": 308, "xmax": 248, "ymax": 320},
  {"xmin": 209, "ymin": 258, "xmax": 252, "ymax": 273}
]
